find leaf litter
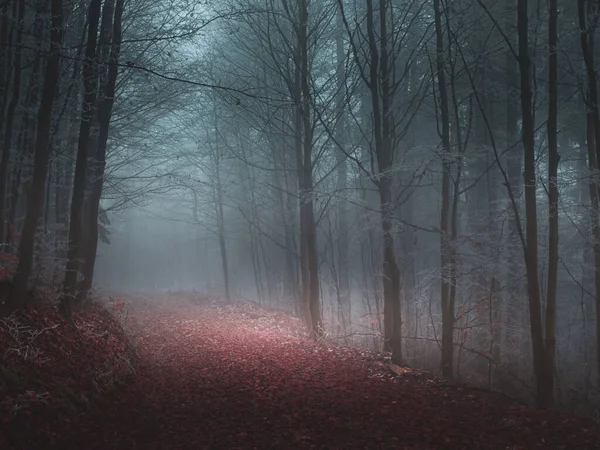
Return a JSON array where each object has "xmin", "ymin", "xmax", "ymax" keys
[{"xmin": 2, "ymin": 293, "xmax": 600, "ymax": 449}]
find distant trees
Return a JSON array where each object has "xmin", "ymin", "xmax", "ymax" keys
[
  {"xmin": 1, "ymin": 0, "xmax": 209, "ymax": 313},
  {"xmin": 141, "ymin": 0, "xmax": 600, "ymax": 411}
]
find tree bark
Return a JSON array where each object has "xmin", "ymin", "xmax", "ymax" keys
[
  {"xmin": 293, "ymin": 0, "xmax": 322, "ymax": 337},
  {"xmin": 78, "ymin": 0, "xmax": 123, "ymax": 300},
  {"xmin": 503, "ymin": 0, "xmax": 524, "ymax": 362},
  {"xmin": 517, "ymin": 0, "xmax": 548, "ymax": 409},
  {"xmin": 0, "ymin": 0, "xmax": 24, "ymax": 242},
  {"xmin": 363, "ymin": 0, "xmax": 403, "ymax": 364},
  {"xmin": 0, "ymin": 0, "xmax": 15, "ymax": 150},
  {"xmin": 434, "ymin": 0, "xmax": 454, "ymax": 379},
  {"xmin": 543, "ymin": 0, "xmax": 559, "ymax": 408},
  {"xmin": 215, "ymin": 152, "xmax": 231, "ymax": 304},
  {"xmin": 335, "ymin": 6, "xmax": 350, "ymax": 335},
  {"xmin": 60, "ymin": 0, "xmax": 103, "ymax": 316},
  {"xmin": 11, "ymin": 0, "xmax": 63, "ymax": 308},
  {"xmin": 578, "ymin": 0, "xmax": 600, "ymax": 389}
]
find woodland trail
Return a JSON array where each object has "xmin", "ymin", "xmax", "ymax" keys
[{"xmin": 43, "ymin": 295, "xmax": 600, "ymax": 449}]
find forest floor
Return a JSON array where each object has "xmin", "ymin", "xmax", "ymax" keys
[{"xmin": 2, "ymin": 293, "xmax": 600, "ymax": 449}]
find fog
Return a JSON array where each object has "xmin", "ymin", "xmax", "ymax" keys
[
  {"xmin": 1, "ymin": 0, "xmax": 598, "ymax": 415},
  {"xmin": 89, "ymin": 0, "xmax": 597, "ymax": 413}
]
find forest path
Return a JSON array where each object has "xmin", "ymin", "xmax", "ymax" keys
[{"xmin": 51, "ymin": 295, "xmax": 600, "ymax": 449}]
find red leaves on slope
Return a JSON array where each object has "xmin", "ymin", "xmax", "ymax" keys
[
  {"xmin": 0, "ymin": 301, "xmax": 135, "ymax": 447},
  {"xmin": 5, "ymin": 294, "xmax": 600, "ymax": 449}
]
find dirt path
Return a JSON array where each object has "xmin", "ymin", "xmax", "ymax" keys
[{"xmin": 44, "ymin": 296, "xmax": 600, "ymax": 449}]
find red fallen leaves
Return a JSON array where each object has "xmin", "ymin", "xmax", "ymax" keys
[
  {"xmin": 0, "ymin": 300, "xmax": 135, "ymax": 447},
  {"xmin": 3, "ymin": 293, "xmax": 600, "ymax": 449}
]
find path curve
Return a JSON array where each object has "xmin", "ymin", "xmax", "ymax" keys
[{"xmin": 48, "ymin": 296, "xmax": 600, "ymax": 449}]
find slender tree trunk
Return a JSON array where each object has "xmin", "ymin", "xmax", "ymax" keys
[
  {"xmin": 10, "ymin": 0, "xmax": 63, "ymax": 309},
  {"xmin": 293, "ymin": 0, "xmax": 322, "ymax": 337},
  {"xmin": 578, "ymin": 0, "xmax": 600, "ymax": 390},
  {"xmin": 212, "ymin": 111, "xmax": 231, "ymax": 304},
  {"xmin": 78, "ymin": 0, "xmax": 123, "ymax": 300},
  {"xmin": 5, "ymin": 0, "xmax": 46, "ymax": 249},
  {"xmin": 399, "ymin": 67, "xmax": 417, "ymax": 350},
  {"xmin": 517, "ymin": 0, "xmax": 548, "ymax": 409},
  {"xmin": 335, "ymin": 7, "xmax": 350, "ymax": 334},
  {"xmin": 503, "ymin": 0, "xmax": 524, "ymax": 362},
  {"xmin": 363, "ymin": 0, "xmax": 403, "ymax": 364},
  {"xmin": 381, "ymin": 1, "xmax": 403, "ymax": 365},
  {"xmin": 60, "ymin": 0, "xmax": 103, "ymax": 316},
  {"xmin": 0, "ymin": 0, "xmax": 15, "ymax": 147},
  {"xmin": 434, "ymin": 0, "xmax": 454, "ymax": 379},
  {"xmin": 543, "ymin": 0, "xmax": 559, "ymax": 408},
  {"xmin": 215, "ymin": 183, "xmax": 230, "ymax": 303},
  {"xmin": 5, "ymin": 123, "xmax": 24, "ymax": 247},
  {"xmin": 272, "ymin": 138, "xmax": 298, "ymax": 308},
  {"xmin": 0, "ymin": 0, "xmax": 24, "ymax": 242}
]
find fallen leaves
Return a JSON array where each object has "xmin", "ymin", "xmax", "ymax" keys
[
  {"xmin": 2, "ymin": 293, "xmax": 600, "ymax": 449},
  {"xmin": 0, "ymin": 300, "xmax": 135, "ymax": 447}
]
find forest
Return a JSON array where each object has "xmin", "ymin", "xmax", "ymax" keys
[{"xmin": 3, "ymin": 0, "xmax": 600, "ymax": 447}]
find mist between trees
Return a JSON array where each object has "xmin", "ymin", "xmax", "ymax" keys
[{"xmin": 1, "ymin": 0, "xmax": 599, "ymax": 417}]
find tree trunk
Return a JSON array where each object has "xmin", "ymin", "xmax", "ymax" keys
[
  {"xmin": 0, "ymin": 0, "xmax": 15, "ymax": 149},
  {"xmin": 5, "ymin": 0, "xmax": 47, "ymax": 249},
  {"xmin": 211, "ymin": 108, "xmax": 231, "ymax": 304},
  {"xmin": 0, "ymin": 0, "xmax": 24, "ymax": 243},
  {"xmin": 78, "ymin": 0, "xmax": 123, "ymax": 301},
  {"xmin": 60, "ymin": 0, "xmax": 103, "ymax": 316},
  {"xmin": 363, "ymin": 0, "xmax": 403, "ymax": 364},
  {"xmin": 578, "ymin": 0, "xmax": 600, "ymax": 389},
  {"xmin": 215, "ymin": 175, "xmax": 231, "ymax": 304},
  {"xmin": 271, "ymin": 137, "xmax": 298, "ymax": 309},
  {"xmin": 294, "ymin": 0, "xmax": 322, "ymax": 337},
  {"xmin": 543, "ymin": 0, "xmax": 559, "ymax": 408},
  {"xmin": 517, "ymin": 0, "xmax": 548, "ymax": 409},
  {"xmin": 10, "ymin": 0, "xmax": 63, "ymax": 308},
  {"xmin": 294, "ymin": 68, "xmax": 311, "ymax": 330},
  {"xmin": 335, "ymin": 7, "xmax": 350, "ymax": 335},
  {"xmin": 434, "ymin": 0, "xmax": 454, "ymax": 379},
  {"xmin": 503, "ymin": 0, "xmax": 524, "ymax": 363}
]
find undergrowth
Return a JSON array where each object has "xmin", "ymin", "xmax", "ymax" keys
[{"xmin": 0, "ymin": 297, "xmax": 134, "ymax": 447}]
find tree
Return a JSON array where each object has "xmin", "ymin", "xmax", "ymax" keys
[
  {"xmin": 544, "ymin": 0, "xmax": 558, "ymax": 408},
  {"xmin": 514, "ymin": 0, "xmax": 554, "ymax": 409},
  {"xmin": 336, "ymin": 0, "xmax": 423, "ymax": 364},
  {"xmin": 578, "ymin": 0, "xmax": 600, "ymax": 390},
  {"xmin": 11, "ymin": 0, "xmax": 64, "ymax": 308},
  {"xmin": 60, "ymin": 0, "xmax": 104, "ymax": 316},
  {"xmin": 78, "ymin": 0, "xmax": 125, "ymax": 301},
  {"xmin": 433, "ymin": 0, "xmax": 454, "ymax": 379},
  {"xmin": 0, "ymin": 0, "xmax": 24, "ymax": 242}
]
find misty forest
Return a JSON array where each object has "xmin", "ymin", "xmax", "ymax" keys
[{"xmin": 4, "ymin": 0, "xmax": 600, "ymax": 448}]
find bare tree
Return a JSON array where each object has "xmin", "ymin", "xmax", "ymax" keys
[
  {"xmin": 60, "ymin": 0, "xmax": 104, "ymax": 316},
  {"xmin": 11, "ymin": 0, "xmax": 64, "ymax": 307},
  {"xmin": 433, "ymin": 0, "xmax": 454, "ymax": 379},
  {"xmin": 79, "ymin": 0, "xmax": 125, "ymax": 300}
]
